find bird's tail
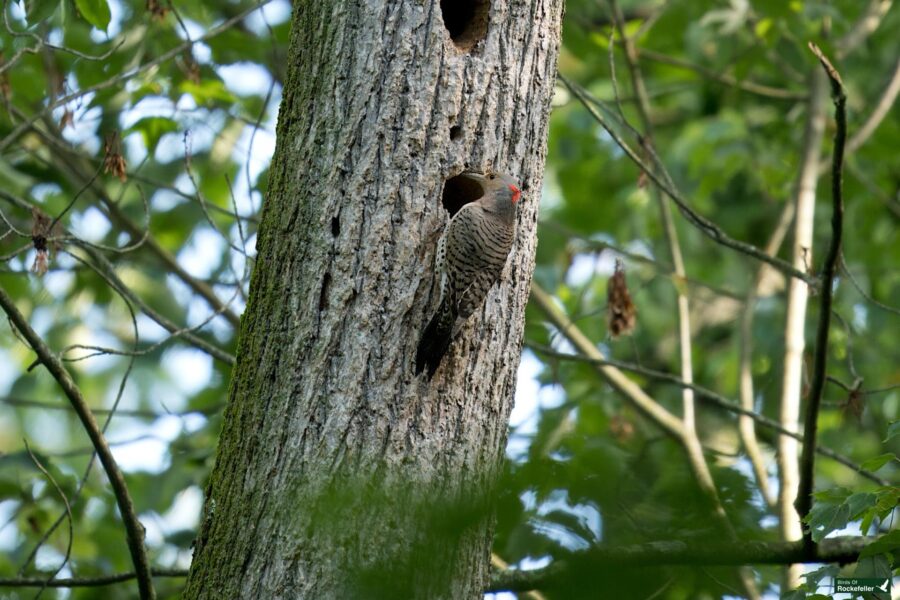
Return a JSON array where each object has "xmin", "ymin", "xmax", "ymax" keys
[{"xmin": 415, "ymin": 300, "xmax": 455, "ymax": 379}]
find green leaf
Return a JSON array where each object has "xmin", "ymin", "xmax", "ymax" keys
[
  {"xmin": 854, "ymin": 554, "xmax": 892, "ymax": 582},
  {"xmin": 179, "ymin": 79, "xmax": 236, "ymax": 105},
  {"xmin": 127, "ymin": 117, "xmax": 179, "ymax": 155},
  {"xmin": 805, "ymin": 488, "xmax": 852, "ymax": 543},
  {"xmin": 801, "ymin": 564, "xmax": 840, "ymax": 589},
  {"xmin": 811, "ymin": 487, "xmax": 852, "ymax": 503},
  {"xmin": 873, "ymin": 487, "xmax": 900, "ymax": 517},
  {"xmin": 863, "ymin": 487, "xmax": 900, "ymax": 534},
  {"xmin": 860, "ymin": 453, "xmax": 898, "ymax": 472},
  {"xmin": 73, "ymin": 0, "xmax": 110, "ymax": 31},
  {"xmin": 25, "ymin": 0, "xmax": 60, "ymax": 25},
  {"xmin": 845, "ymin": 492, "xmax": 877, "ymax": 519},
  {"xmin": 859, "ymin": 530, "xmax": 900, "ymax": 560},
  {"xmin": 885, "ymin": 421, "xmax": 900, "ymax": 443}
]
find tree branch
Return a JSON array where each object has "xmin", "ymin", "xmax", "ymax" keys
[
  {"xmin": 604, "ymin": 7, "xmax": 760, "ymax": 594},
  {"xmin": 0, "ymin": 289, "xmax": 156, "ymax": 600},
  {"xmin": 0, "ymin": 0, "xmax": 275, "ymax": 154},
  {"xmin": 737, "ymin": 200, "xmax": 795, "ymax": 508},
  {"xmin": 22, "ymin": 112, "xmax": 243, "ymax": 330},
  {"xmin": 531, "ymin": 283, "xmax": 748, "ymax": 553},
  {"xmin": 0, "ymin": 191, "xmax": 237, "ymax": 366},
  {"xmin": 847, "ymin": 58, "xmax": 900, "ymax": 155},
  {"xmin": 796, "ymin": 43, "xmax": 847, "ymax": 549},
  {"xmin": 636, "ymin": 48, "xmax": 808, "ymax": 100},
  {"xmin": 1, "ymin": 396, "xmax": 223, "ymax": 419},
  {"xmin": 530, "ymin": 283, "xmax": 684, "ymax": 438},
  {"xmin": 560, "ymin": 75, "xmax": 818, "ymax": 287},
  {"xmin": 527, "ymin": 344, "xmax": 889, "ymax": 486},
  {"xmin": 777, "ymin": 49, "xmax": 829, "ymax": 591},
  {"xmin": 487, "ymin": 536, "xmax": 876, "ymax": 594},
  {"xmin": 0, "ymin": 569, "xmax": 187, "ymax": 589},
  {"xmin": 608, "ymin": 0, "xmax": 698, "ymax": 438},
  {"xmin": 835, "ymin": 0, "xmax": 893, "ymax": 58}
]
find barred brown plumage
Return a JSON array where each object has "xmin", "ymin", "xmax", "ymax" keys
[{"xmin": 415, "ymin": 171, "xmax": 521, "ymax": 379}]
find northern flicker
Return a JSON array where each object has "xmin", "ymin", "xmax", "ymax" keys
[{"xmin": 415, "ymin": 171, "xmax": 522, "ymax": 378}]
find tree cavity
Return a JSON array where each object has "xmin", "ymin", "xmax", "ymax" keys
[{"xmin": 440, "ymin": 0, "xmax": 490, "ymax": 52}]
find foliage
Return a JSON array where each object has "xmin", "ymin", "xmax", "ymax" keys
[
  {"xmin": 502, "ymin": 0, "xmax": 900, "ymax": 597},
  {"xmin": 0, "ymin": 0, "xmax": 897, "ymax": 599},
  {"xmin": 0, "ymin": 0, "xmax": 287, "ymax": 597}
]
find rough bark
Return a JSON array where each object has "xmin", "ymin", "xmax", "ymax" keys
[{"xmin": 184, "ymin": 1, "xmax": 563, "ymax": 598}]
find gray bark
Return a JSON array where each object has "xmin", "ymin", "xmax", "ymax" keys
[{"xmin": 184, "ymin": 1, "xmax": 563, "ymax": 598}]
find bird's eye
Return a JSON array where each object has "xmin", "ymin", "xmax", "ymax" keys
[{"xmin": 488, "ymin": 174, "xmax": 496, "ymax": 180}]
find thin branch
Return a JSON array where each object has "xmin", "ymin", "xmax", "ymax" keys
[
  {"xmin": 67, "ymin": 246, "xmax": 236, "ymax": 365},
  {"xmin": 635, "ymin": 48, "xmax": 808, "ymax": 100},
  {"xmin": 0, "ymin": 191, "xmax": 236, "ymax": 364},
  {"xmin": 842, "ymin": 258, "xmax": 900, "ymax": 317},
  {"xmin": 777, "ymin": 55, "xmax": 829, "ymax": 591},
  {"xmin": 23, "ymin": 440, "xmax": 74, "ymax": 599},
  {"xmin": 835, "ymin": 0, "xmax": 893, "ymax": 58},
  {"xmin": 0, "ymin": 569, "xmax": 187, "ymax": 589},
  {"xmin": 490, "ymin": 554, "xmax": 547, "ymax": 600},
  {"xmin": 846, "ymin": 162, "xmax": 900, "ymax": 220},
  {"xmin": 862, "ymin": 382, "xmax": 900, "ymax": 396},
  {"xmin": 17, "ymin": 256, "xmax": 142, "ymax": 574},
  {"xmin": 737, "ymin": 200, "xmax": 795, "ymax": 508},
  {"xmin": 0, "ymin": 290, "xmax": 156, "ymax": 600},
  {"xmin": 531, "ymin": 283, "xmax": 743, "ymax": 545},
  {"xmin": 1, "ymin": 396, "xmax": 223, "ymax": 418},
  {"xmin": 530, "ymin": 283, "xmax": 684, "ymax": 437},
  {"xmin": 609, "ymin": 0, "xmax": 698, "ymax": 439},
  {"xmin": 21, "ymin": 110, "xmax": 243, "ymax": 329},
  {"xmin": 0, "ymin": 8, "xmax": 124, "ymax": 76},
  {"xmin": 182, "ymin": 133, "xmax": 249, "ymax": 258},
  {"xmin": 487, "ymin": 536, "xmax": 877, "ymax": 594},
  {"xmin": 847, "ymin": 58, "xmax": 900, "ymax": 154},
  {"xmin": 528, "ymin": 344, "xmax": 889, "ymax": 486},
  {"xmin": 541, "ymin": 222, "xmax": 743, "ymax": 299},
  {"xmin": 0, "ymin": 0, "xmax": 275, "ymax": 153},
  {"xmin": 560, "ymin": 75, "xmax": 818, "ymax": 287},
  {"xmin": 796, "ymin": 43, "xmax": 847, "ymax": 549},
  {"xmin": 816, "ymin": 57, "xmax": 900, "ymax": 177}
]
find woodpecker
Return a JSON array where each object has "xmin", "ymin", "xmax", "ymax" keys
[{"xmin": 415, "ymin": 171, "xmax": 522, "ymax": 378}]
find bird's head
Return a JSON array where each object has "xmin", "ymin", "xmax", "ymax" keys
[
  {"xmin": 486, "ymin": 171, "xmax": 522, "ymax": 205},
  {"xmin": 455, "ymin": 171, "xmax": 522, "ymax": 213}
]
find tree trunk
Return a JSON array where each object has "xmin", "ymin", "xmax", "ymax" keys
[{"xmin": 184, "ymin": 1, "xmax": 563, "ymax": 598}]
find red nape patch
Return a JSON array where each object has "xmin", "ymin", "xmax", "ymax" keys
[{"xmin": 509, "ymin": 184, "xmax": 521, "ymax": 203}]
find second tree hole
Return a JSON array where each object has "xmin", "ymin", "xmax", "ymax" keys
[
  {"xmin": 442, "ymin": 173, "xmax": 486, "ymax": 218},
  {"xmin": 440, "ymin": 0, "xmax": 490, "ymax": 52}
]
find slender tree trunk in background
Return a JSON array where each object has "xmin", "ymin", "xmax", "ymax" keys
[
  {"xmin": 184, "ymin": 1, "xmax": 563, "ymax": 598},
  {"xmin": 777, "ymin": 68, "xmax": 828, "ymax": 591}
]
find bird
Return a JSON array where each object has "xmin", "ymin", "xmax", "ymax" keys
[{"xmin": 415, "ymin": 171, "xmax": 522, "ymax": 378}]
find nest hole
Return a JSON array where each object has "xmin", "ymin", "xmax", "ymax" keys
[
  {"xmin": 440, "ymin": 0, "xmax": 490, "ymax": 52},
  {"xmin": 449, "ymin": 125, "xmax": 462, "ymax": 141},
  {"xmin": 441, "ymin": 173, "xmax": 485, "ymax": 218}
]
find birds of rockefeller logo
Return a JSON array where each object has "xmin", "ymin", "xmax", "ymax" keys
[{"xmin": 834, "ymin": 577, "xmax": 892, "ymax": 598}]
